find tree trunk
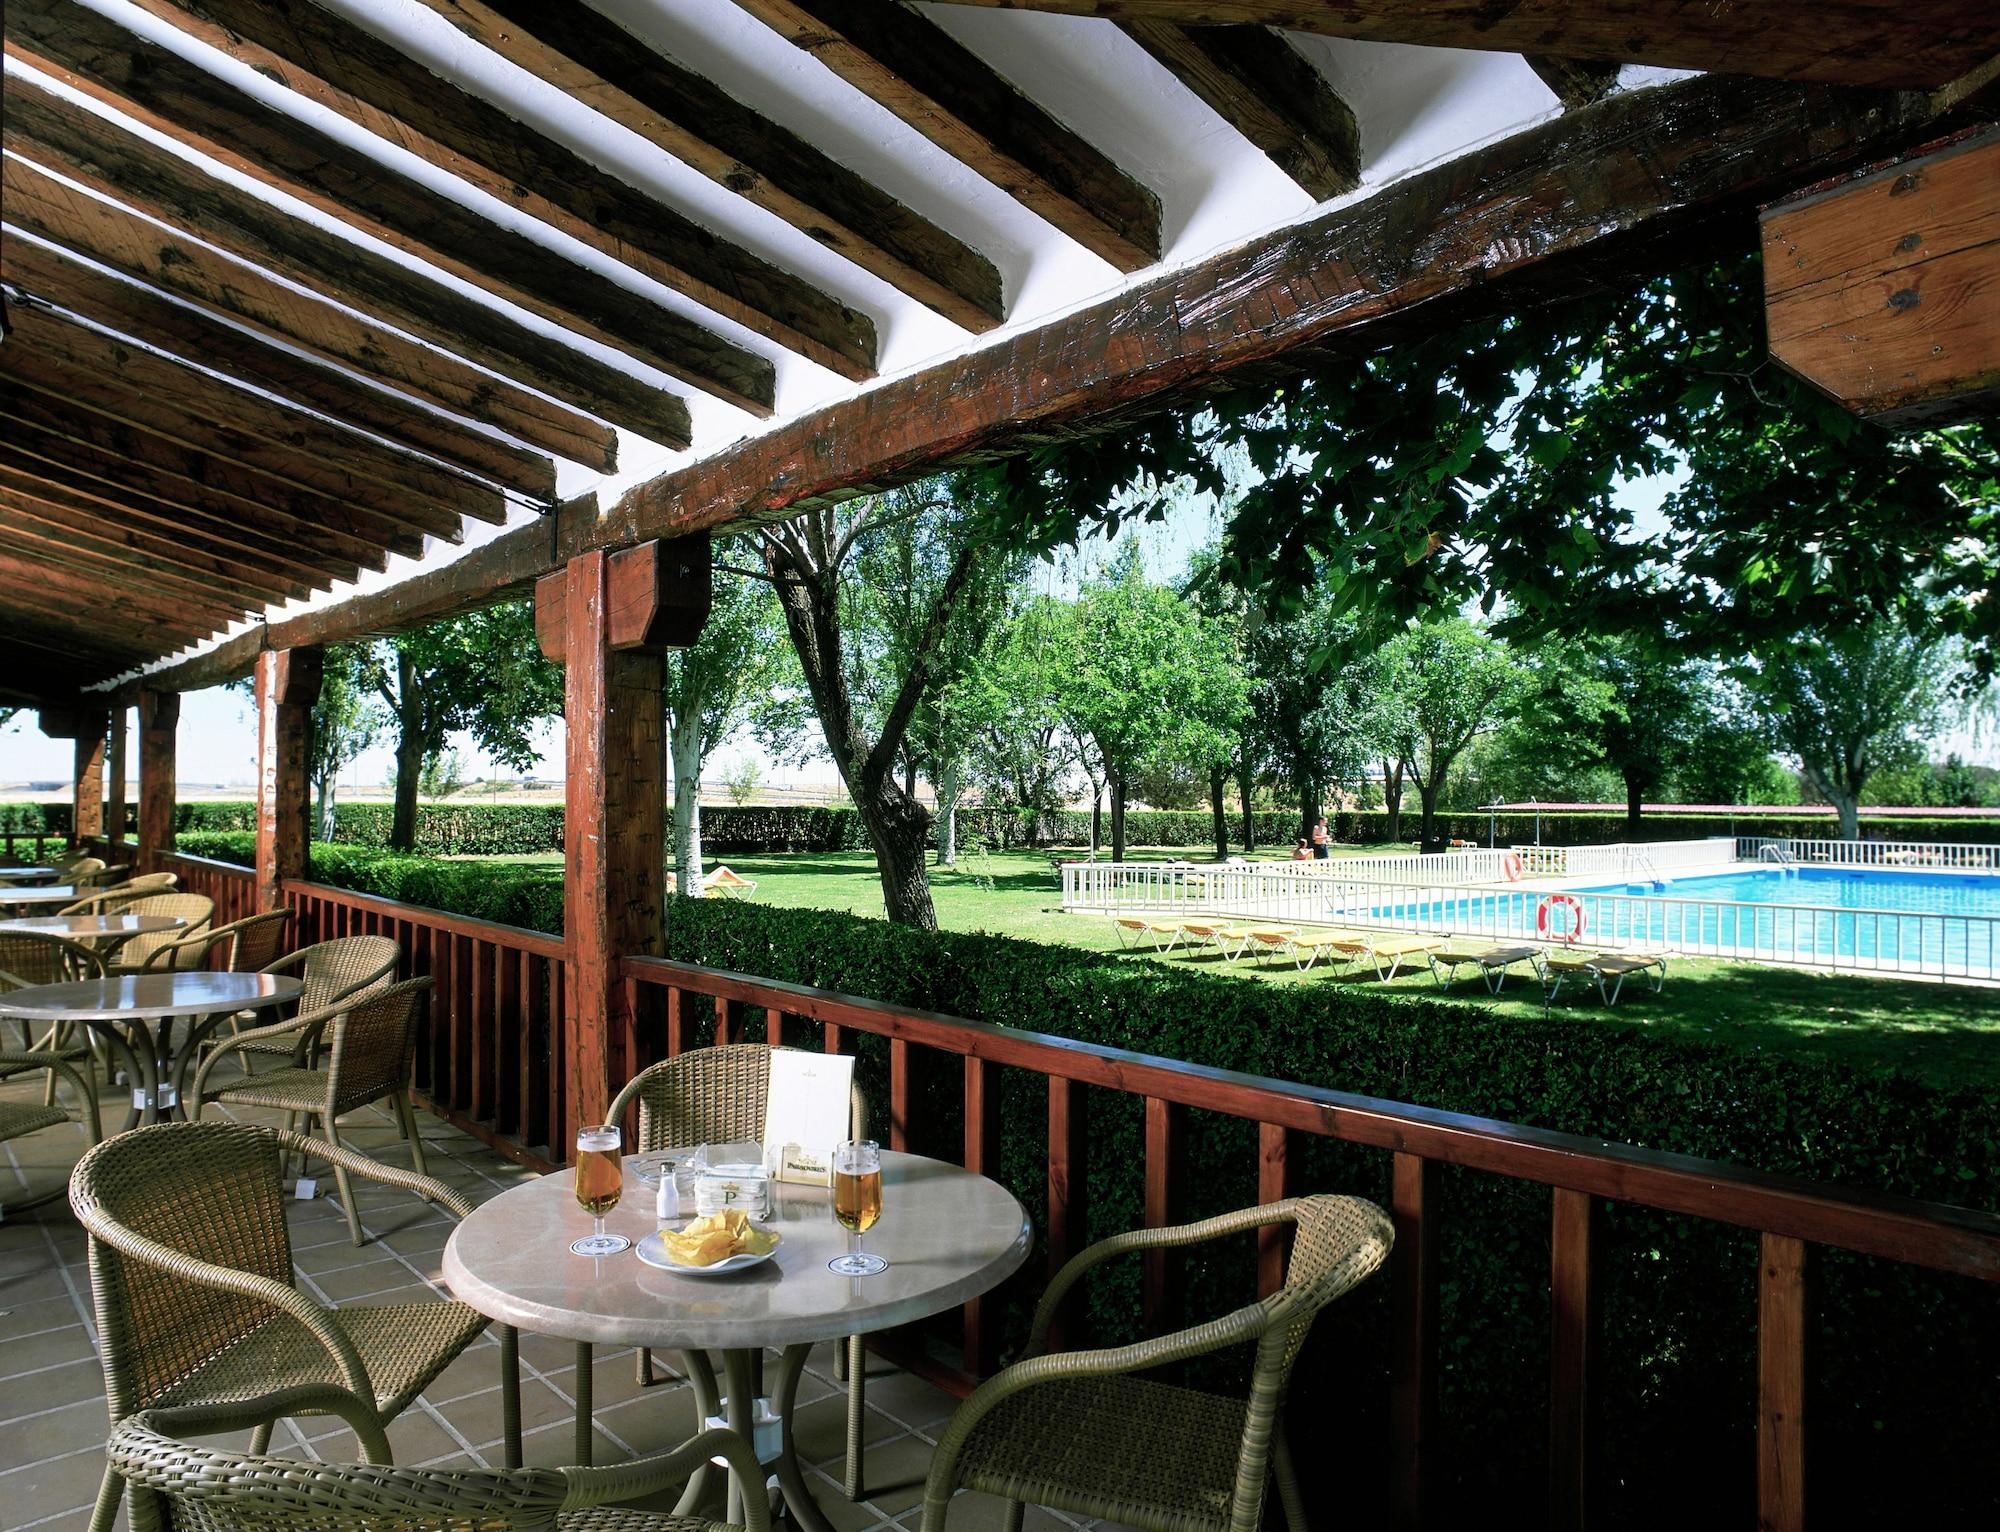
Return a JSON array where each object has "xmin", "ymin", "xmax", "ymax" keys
[
  {"xmin": 1109, "ymin": 770, "xmax": 1127, "ymax": 863},
  {"xmin": 1238, "ymin": 760, "xmax": 1256, "ymax": 852},
  {"xmin": 863, "ymin": 782, "xmax": 938, "ymax": 926},
  {"xmin": 1298, "ymin": 780, "xmax": 1318, "ymax": 844},
  {"xmin": 1417, "ymin": 779, "xmax": 1442, "ymax": 849},
  {"xmin": 315, "ymin": 775, "xmax": 337, "ymax": 843},
  {"xmin": 390, "ymin": 727, "xmax": 423, "ymax": 852},
  {"xmin": 1624, "ymin": 770, "xmax": 1645, "ymax": 835},
  {"xmin": 1382, "ymin": 759, "xmax": 1405, "ymax": 842},
  {"xmin": 670, "ymin": 707, "xmax": 705, "ymax": 895},
  {"xmin": 1835, "ymin": 793, "xmax": 1860, "ymax": 842},
  {"xmin": 1209, "ymin": 767, "xmax": 1229, "ymax": 861},
  {"xmin": 1089, "ymin": 777, "xmax": 1103, "ymax": 853},
  {"xmin": 937, "ymin": 758, "xmax": 960, "ymax": 867}
]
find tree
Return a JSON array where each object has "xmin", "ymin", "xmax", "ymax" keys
[
  {"xmin": 663, "ymin": 574, "xmax": 784, "ymax": 893},
  {"xmin": 957, "ymin": 592, "xmax": 1075, "ymax": 847},
  {"xmin": 1243, "ymin": 599, "xmax": 1392, "ymax": 841},
  {"xmin": 1758, "ymin": 622, "xmax": 1961, "ymax": 840},
  {"xmin": 1060, "ymin": 549, "xmax": 1247, "ymax": 862},
  {"xmin": 1381, "ymin": 620, "xmax": 1517, "ymax": 847},
  {"xmin": 749, "ymin": 476, "xmax": 1010, "ymax": 927},
  {"xmin": 371, "ymin": 603, "xmax": 562, "ymax": 851},
  {"xmin": 308, "ymin": 643, "xmax": 382, "ymax": 840}
]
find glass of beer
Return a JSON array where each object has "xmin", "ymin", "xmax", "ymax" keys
[
  {"xmin": 570, "ymin": 1124, "xmax": 630, "ymax": 1257},
  {"xmin": 828, "ymin": 1139, "xmax": 887, "ymax": 1276}
]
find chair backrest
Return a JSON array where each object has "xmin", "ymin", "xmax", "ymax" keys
[
  {"xmin": 110, "ymin": 1407, "xmax": 571, "ymax": 1532},
  {"xmin": 1228, "ymin": 1195, "xmax": 1394, "ymax": 1530},
  {"xmin": 220, "ymin": 910, "xmax": 292, "ymax": 973},
  {"xmin": 119, "ymin": 896, "xmax": 217, "ymax": 970},
  {"xmin": 608, "ymin": 1043, "xmax": 864, "ymax": 1150},
  {"xmin": 62, "ymin": 855, "xmax": 108, "ymax": 885},
  {"xmin": 322, "ymin": 979, "xmax": 431, "ymax": 1117},
  {"xmin": 64, "ymin": 872, "xmax": 179, "ymax": 916},
  {"xmin": 0, "ymin": 930, "xmax": 106, "ymax": 990},
  {"xmin": 272, "ymin": 936, "xmax": 400, "ymax": 1012},
  {"xmin": 69, "ymin": 1121, "xmax": 298, "ymax": 1424}
]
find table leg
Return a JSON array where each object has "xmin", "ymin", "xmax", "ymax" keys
[
  {"xmin": 773, "ymin": 1342, "xmax": 840, "ymax": 1532},
  {"xmin": 722, "ymin": 1348, "xmax": 757, "ymax": 1525},
  {"xmin": 673, "ymin": 1350, "xmax": 723, "ymax": 1517},
  {"xmin": 82, "ymin": 1021, "xmax": 150, "ymax": 1132}
]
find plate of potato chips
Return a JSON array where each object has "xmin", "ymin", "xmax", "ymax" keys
[{"xmin": 636, "ymin": 1208, "xmax": 782, "ymax": 1275}]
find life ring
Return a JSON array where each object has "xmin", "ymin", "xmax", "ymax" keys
[
  {"xmin": 1501, "ymin": 852, "xmax": 1524, "ymax": 882},
  {"xmin": 1537, "ymin": 893, "xmax": 1586, "ymax": 944}
]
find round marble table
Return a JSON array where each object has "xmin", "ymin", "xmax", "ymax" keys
[
  {"xmin": 0, "ymin": 885, "xmax": 81, "ymax": 909},
  {"xmin": 0, "ymin": 913, "xmax": 190, "ymax": 946},
  {"xmin": 445, "ymin": 1150, "xmax": 1030, "ymax": 1527},
  {"xmin": 0, "ymin": 972, "xmax": 303, "ymax": 1127},
  {"xmin": 0, "ymin": 865, "xmax": 62, "ymax": 884}
]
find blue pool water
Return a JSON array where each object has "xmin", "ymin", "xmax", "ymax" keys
[{"xmin": 1353, "ymin": 867, "xmax": 2000, "ymax": 974}]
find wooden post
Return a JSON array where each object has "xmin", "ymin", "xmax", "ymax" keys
[
  {"xmin": 138, "ymin": 688, "xmax": 180, "ymax": 863},
  {"xmin": 1549, "ymin": 1188, "xmax": 1601, "ymax": 1532},
  {"xmin": 71, "ymin": 709, "xmax": 108, "ymax": 842},
  {"xmin": 1389, "ymin": 1152, "xmax": 1439, "ymax": 1532},
  {"xmin": 1758, "ymin": 1234, "xmax": 1811, "ymax": 1532},
  {"xmin": 107, "ymin": 707, "xmax": 128, "ymax": 844},
  {"xmin": 541, "ymin": 541, "xmax": 707, "ymax": 1148},
  {"xmin": 254, "ymin": 647, "xmax": 322, "ymax": 912}
]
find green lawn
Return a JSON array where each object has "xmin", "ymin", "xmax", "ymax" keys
[{"xmin": 480, "ymin": 846, "xmax": 2000, "ymax": 1091}]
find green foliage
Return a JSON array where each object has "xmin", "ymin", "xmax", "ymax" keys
[
  {"xmin": 662, "ymin": 898, "xmax": 2000, "ymax": 1522},
  {"xmin": 1380, "ymin": 619, "xmax": 1518, "ymax": 840}
]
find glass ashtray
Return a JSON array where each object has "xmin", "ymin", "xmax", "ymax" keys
[{"xmin": 632, "ymin": 1151, "xmax": 691, "ymax": 1185}]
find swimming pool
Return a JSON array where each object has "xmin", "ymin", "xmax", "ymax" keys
[{"xmin": 1352, "ymin": 866, "xmax": 2000, "ymax": 976}]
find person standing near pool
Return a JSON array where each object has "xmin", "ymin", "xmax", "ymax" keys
[{"xmin": 1311, "ymin": 817, "xmax": 1330, "ymax": 859}]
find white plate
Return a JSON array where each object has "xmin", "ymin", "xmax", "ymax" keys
[{"xmin": 635, "ymin": 1230, "xmax": 781, "ymax": 1276}]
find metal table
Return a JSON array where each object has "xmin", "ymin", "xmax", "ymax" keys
[
  {"xmin": 0, "ymin": 886, "xmax": 81, "ymax": 910},
  {"xmin": 0, "ymin": 913, "xmax": 190, "ymax": 947},
  {"xmin": 0, "ymin": 972, "xmax": 304, "ymax": 1127},
  {"xmin": 445, "ymin": 1150, "xmax": 1030, "ymax": 1527},
  {"xmin": 0, "ymin": 866, "xmax": 62, "ymax": 885}
]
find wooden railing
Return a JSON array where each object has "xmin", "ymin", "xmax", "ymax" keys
[
  {"xmin": 284, "ymin": 880, "xmax": 567, "ymax": 1170},
  {"xmin": 621, "ymin": 953, "xmax": 2000, "ymax": 1532},
  {"xmin": 156, "ymin": 850, "xmax": 260, "ymax": 927},
  {"xmin": 1, "ymin": 830, "xmax": 71, "ymax": 862}
]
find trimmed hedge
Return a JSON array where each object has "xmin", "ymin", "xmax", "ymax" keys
[{"xmin": 657, "ymin": 901, "xmax": 2000, "ymax": 1524}]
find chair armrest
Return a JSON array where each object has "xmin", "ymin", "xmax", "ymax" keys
[
  {"xmin": 67, "ymin": 1204, "xmax": 375, "ymax": 1404},
  {"xmin": 274, "ymin": 1129, "xmax": 474, "ymax": 1220},
  {"xmin": 1026, "ymin": 1200, "xmax": 1302, "ymax": 1356},
  {"xmin": 121, "ymin": 1386, "xmax": 390, "ymax": 1462},
  {"xmin": 0, "ymin": 1049, "xmax": 101, "ymax": 1141},
  {"xmin": 139, "ymin": 929, "xmax": 224, "ymax": 972},
  {"xmin": 189, "ymin": 1001, "xmax": 346, "ymax": 1103},
  {"xmin": 561, "ymin": 1427, "xmax": 772, "ymax": 1531}
]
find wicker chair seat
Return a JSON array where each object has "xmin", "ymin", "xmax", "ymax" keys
[
  {"xmin": 153, "ymin": 1300, "xmax": 489, "ymax": 1419},
  {"xmin": 953, "ymin": 1373, "xmax": 1246, "ymax": 1529},
  {"xmin": 0, "ymin": 1097, "xmax": 71, "ymax": 1139},
  {"xmin": 558, "ymin": 1513, "xmax": 743, "ymax": 1532},
  {"xmin": 207, "ymin": 1066, "xmax": 341, "ymax": 1115}
]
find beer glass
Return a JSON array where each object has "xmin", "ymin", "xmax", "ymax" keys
[
  {"xmin": 828, "ymin": 1139, "xmax": 886, "ymax": 1276},
  {"xmin": 571, "ymin": 1124, "xmax": 630, "ymax": 1257}
]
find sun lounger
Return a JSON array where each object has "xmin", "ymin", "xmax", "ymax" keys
[
  {"xmin": 1232, "ymin": 926, "xmax": 1300, "ymax": 964},
  {"xmin": 703, "ymin": 865, "xmax": 758, "ymax": 899},
  {"xmin": 1284, "ymin": 928, "xmax": 1370, "ymax": 972},
  {"xmin": 1173, "ymin": 920, "xmax": 1252, "ymax": 958},
  {"xmin": 1329, "ymin": 931, "xmax": 1445, "ymax": 982},
  {"xmin": 1113, "ymin": 917, "xmax": 1188, "ymax": 952},
  {"xmin": 1428, "ymin": 944, "xmax": 1547, "ymax": 993},
  {"xmin": 1543, "ymin": 951, "xmax": 1669, "ymax": 1004}
]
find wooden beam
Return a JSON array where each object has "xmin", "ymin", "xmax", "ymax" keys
[
  {"xmin": 7, "ymin": 0, "xmax": 784, "ymax": 414},
  {"xmin": 396, "ymin": 0, "xmax": 1002, "ymax": 334},
  {"xmin": 931, "ymin": 1, "xmax": 2000, "ymax": 90},
  {"xmin": 0, "ymin": 551, "xmax": 228, "ymax": 639},
  {"xmin": 0, "ymin": 79, "xmax": 696, "ymax": 448},
  {"xmin": 130, "ymin": 627, "xmax": 269, "ymax": 698},
  {"xmin": 534, "ymin": 538, "xmax": 714, "ymax": 663},
  {"xmin": 0, "ymin": 495, "xmax": 277, "ymax": 609},
  {"xmin": 0, "ymin": 465, "xmax": 320, "ymax": 602},
  {"xmin": 0, "ymin": 164, "xmax": 613, "ymax": 473},
  {"xmin": 107, "ymin": 705, "xmax": 127, "ymax": 843},
  {"xmin": 118, "ymin": 72, "xmax": 1974, "ymax": 692},
  {"xmin": 0, "ymin": 395, "xmax": 421, "ymax": 568},
  {"xmin": 2, "ymin": 302, "xmax": 504, "ymax": 531},
  {"xmin": 729, "ymin": 0, "xmax": 1161, "ymax": 269},
  {"xmin": 1119, "ymin": 23, "xmax": 1358, "ymax": 199},
  {"xmin": 1525, "ymin": 56, "xmax": 1623, "ymax": 110},
  {"xmin": 0, "ymin": 435, "xmax": 367, "ymax": 589},
  {"xmin": 0, "ymin": 527, "xmax": 252, "ymax": 623},
  {"xmin": 72, "ymin": 706, "xmax": 107, "ymax": 839},
  {"xmin": 1761, "ymin": 129, "xmax": 2000, "ymax": 425},
  {"xmin": 560, "ymin": 550, "xmax": 671, "ymax": 1137},
  {"xmin": 254, "ymin": 647, "xmax": 320, "ymax": 911},
  {"xmin": 125, "ymin": 0, "xmax": 886, "ymax": 380},
  {"xmin": 138, "ymin": 687, "xmax": 178, "ymax": 858}
]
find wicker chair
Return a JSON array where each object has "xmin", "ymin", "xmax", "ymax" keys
[
  {"xmin": 193, "ymin": 978, "xmax": 435, "ymax": 1247},
  {"xmin": 0, "ymin": 930, "xmax": 107, "ymax": 1096},
  {"xmin": 70, "ymin": 1119, "xmax": 523, "ymax": 1532},
  {"xmin": 0, "ymin": 1045, "xmax": 103, "ymax": 1216},
  {"xmin": 218, "ymin": 934, "xmax": 400, "ymax": 1076},
  {"xmin": 104, "ymin": 895, "xmax": 216, "ymax": 975},
  {"xmin": 599, "ymin": 1043, "xmax": 870, "ymax": 1494},
  {"xmin": 136, "ymin": 908, "xmax": 292, "ymax": 977},
  {"xmin": 919, "ymin": 1195, "xmax": 1394, "ymax": 1532},
  {"xmin": 61, "ymin": 872, "xmax": 179, "ymax": 916},
  {"xmin": 60, "ymin": 855, "xmax": 108, "ymax": 886},
  {"xmin": 109, "ymin": 1387, "xmax": 769, "ymax": 1532}
]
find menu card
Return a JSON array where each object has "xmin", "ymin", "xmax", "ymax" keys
[{"xmin": 764, "ymin": 1048, "xmax": 854, "ymax": 1185}]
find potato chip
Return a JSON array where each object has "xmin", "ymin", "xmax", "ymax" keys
[{"xmin": 660, "ymin": 1208, "xmax": 777, "ymax": 1266}]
